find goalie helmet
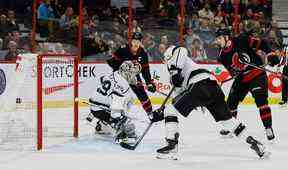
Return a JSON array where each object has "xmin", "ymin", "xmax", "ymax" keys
[{"xmin": 119, "ymin": 61, "xmax": 141, "ymax": 85}]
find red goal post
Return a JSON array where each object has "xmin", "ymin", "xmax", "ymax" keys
[{"xmin": 37, "ymin": 54, "xmax": 79, "ymax": 150}]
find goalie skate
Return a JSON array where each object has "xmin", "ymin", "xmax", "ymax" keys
[{"xmin": 246, "ymin": 136, "xmax": 271, "ymax": 159}]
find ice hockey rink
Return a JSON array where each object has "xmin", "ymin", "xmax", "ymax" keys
[{"xmin": 0, "ymin": 104, "xmax": 287, "ymax": 170}]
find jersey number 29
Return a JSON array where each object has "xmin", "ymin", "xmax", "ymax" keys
[{"xmin": 97, "ymin": 76, "xmax": 111, "ymax": 96}]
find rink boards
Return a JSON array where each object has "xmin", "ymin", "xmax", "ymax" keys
[{"xmin": 0, "ymin": 54, "xmax": 284, "ymax": 110}]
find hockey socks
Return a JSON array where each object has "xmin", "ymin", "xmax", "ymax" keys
[
  {"xmin": 259, "ymin": 105, "xmax": 272, "ymax": 129},
  {"xmin": 259, "ymin": 105, "xmax": 275, "ymax": 141}
]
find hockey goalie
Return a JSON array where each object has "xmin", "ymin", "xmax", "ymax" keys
[{"xmin": 86, "ymin": 61, "xmax": 140, "ymax": 143}]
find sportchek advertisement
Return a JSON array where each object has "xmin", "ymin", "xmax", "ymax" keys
[{"xmin": 0, "ymin": 56, "xmax": 284, "ymax": 109}]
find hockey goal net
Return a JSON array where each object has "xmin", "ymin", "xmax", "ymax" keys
[{"xmin": 0, "ymin": 53, "xmax": 79, "ymax": 150}]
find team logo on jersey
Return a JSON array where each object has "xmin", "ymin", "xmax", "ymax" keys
[
  {"xmin": 0, "ymin": 68, "xmax": 6, "ymax": 95},
  {"xmin": 231, "ymin": 53, "xmax": 248, "ymax": 71},
  {"xmin": 137, "ymin": 57, "xmax": 142, "ymax": 63}
]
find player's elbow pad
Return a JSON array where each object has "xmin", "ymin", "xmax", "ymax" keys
[{"xmin": 171, "ymin": 73, "xmax": 184, "ymax": 87}]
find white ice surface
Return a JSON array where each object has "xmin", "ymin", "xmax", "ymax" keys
[{"xmin": 0, "ymin": 105, "xmax": 287, "ymax": 170}]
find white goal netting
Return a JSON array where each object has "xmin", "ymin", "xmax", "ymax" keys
[{"xmin": 0, "ymin": 53, "xmax": 79, "ymax": 150}]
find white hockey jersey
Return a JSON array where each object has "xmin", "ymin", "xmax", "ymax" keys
[
  {"xmin": 90, "ymin": 71, "xmax": 133, "ymax": 113},
  {"xmin": 164, "ymin": 46, "xmax": 215, "ymax": 93}
]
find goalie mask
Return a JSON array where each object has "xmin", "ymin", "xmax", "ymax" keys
[{"xmin": 119, "ymin": 61, "xmax": 141, "ymax": 85}]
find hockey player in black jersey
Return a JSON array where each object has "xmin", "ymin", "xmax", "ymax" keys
[
  {"xmin": 214, "ymin": 29, "xmax": 280, "ymax": 141},
  {"xmin": 107, "ymin": 32, "xmax": 156, "ymax": 115},
  {"xmin": 150, "ymin": 46, "xmax": 270, "ymax": 159}
]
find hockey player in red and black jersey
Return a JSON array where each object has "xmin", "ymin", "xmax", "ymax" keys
[
  {"xmin": 214, "ymin": 29, "xmax": 280, "ymax": 141},
  {"xmin": 107, "ymin": 32, "xmax": 156, "ymax": 116}
]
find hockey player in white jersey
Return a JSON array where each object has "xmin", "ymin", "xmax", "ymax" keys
[
  {"xmin": 150, "ymin": 46, "xmax": 270, "ymax": 159},
  {"xmin": 86, "ymin": 61, "xmax": 140, "ymax": 143}
]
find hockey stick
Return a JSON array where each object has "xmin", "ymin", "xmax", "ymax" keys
[
  {"xmin": 242, "ymin": 61, "xmax": 288, "ymax": 80},
  {"xmin": 120, "ymin": 86, "xmax": 176, "ymax": 150},
  {"xmin": 156, "ymin": 90, "xmax": 168, "ymax": 97}
]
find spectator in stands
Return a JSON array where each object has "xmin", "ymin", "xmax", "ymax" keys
[
  {"xmin": 160, "ymin": 34, "xmax": 169, "ymax": 46},
  {"xmin": 189, "ymin": 38, "xmax": 207, "ymax": 61},
  {"xmin": 53, "ymin": 43, "xmax": 66, "ymax": 54},
  {"xmin": 214, "ymin": 5, "xmax": 226, "ymax": 28},
  {"xmin": 242, "ymin": 9, "xmax": 255, "ymax": 20},
  {"xmin": 38, "ymin": 0, "xmax": 55, "ymax": 20},
  {"xmin": 198, "ymin": 17, "xmax": 215, "ymax": 45},
  {"xmin": 132, "ymin": 19, "xmax": 142, "ymax": 33},
  {"xmin": 247, "ymin": 0, "xmax": 263, "ymax": 13},
  {"xmin": 221, "ymin": 0, "xmax": 234, "ymax": 15},
  {"xmin": 94, "ymin": 35, "xmax": 109, "ymax": 54},
  {"xmin": 4, "ymin": 40, "xmax": 18, "ymax": 61},
  {"xmin": 0, "ymin": 14, "xmax": 8, "ymax": 39},
  {"xmin": 20, "ymin": 31, "xmax": 33, "ymax": 52},
  {"xmin": 234, "ymin": 21, "xmax": 245, "ymax": 37},
  {"xmin": 198, "ymin": 3, "xmax": 214, "ymax": 22},
  {"xmin": 59, "ymin": 7, "xmax": 75, "ymax": 30},
  {"xmin": 37, "ymin": 0, "xmax": 56, "ymax": 37},
  {"xmin": 158, "ymin": 43, "xmax": 167, "ymax": 55},
  {"xmin": 149, "ymin": 43, "xmax": 167, "ymax": 61},
  {"xmin": 186, "ymin": 0, "xmax": 205, "ymax": 15},
  {"xmin": 111, "ymin": 19, "xmax": 123, "ymax": 35},
  {"xmin": 142, "ymin": 33, "xmax": 156, "ymax": 53},
  {"xmin": 184, "ymin": 27, "xmax": 202, "ymax": 49},
  {"xmin": 266, "ymin": 18, "xmax": 283, "ymax": 45},
  {"xmin": 185, "ymin": 13, "xmax": 200, "ymax": 31},
  {"xmin": 6, "ymin": 10, "xmax": 19, "ymax": 32}
]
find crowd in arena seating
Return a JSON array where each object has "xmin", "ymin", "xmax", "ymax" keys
[
  {"xmin": 87, "ymin": 0, "xmax": 283, "ymax": 62},
  {"xmin": 0, "ymin": 0, "xmax": 284, "ymax": 62}
]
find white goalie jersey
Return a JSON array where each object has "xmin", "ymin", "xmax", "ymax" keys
[{"xmin": 89, "ymin": 71, "xmax": 134, "ymax": 115}]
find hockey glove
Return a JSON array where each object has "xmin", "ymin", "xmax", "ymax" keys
[
  {"xmin": 147, "ymin": 81, "xmax": 156, "ymax": 93},
  {"xmin": 171, "ymin": 73, "xmax": 184, "ymax": 87},
  {"xmin": 267, "ymin": 54, "xmax": 280, "ymax": 66},
  {"xmin": 149, "ymin": 109, "xmax": 164, "ymax": 123}
]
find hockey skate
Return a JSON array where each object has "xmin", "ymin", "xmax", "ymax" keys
[
  {"xmin": 156, "ymin": 133, "xmax": 179, "ymax": 160},
  {"xmin": 246, "ymin": 136, "xmax": 271, "ymax": 159},
  {"xmin": 114, "ymin": 116, "xmax": 137, "ymax": 144},
  {"xmin": 265, "ymin": 127, "xmax": 275, "ymax": 143},
  {"xmin": 279, "ymin": 101, "xmax": 288, "ymax": 108},
  {"xmin": 219, "ymin": 129, "xmax": 233, "ymax": 138}
]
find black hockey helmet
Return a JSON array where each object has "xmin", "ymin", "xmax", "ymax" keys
[
  {"xmin": 215, "ymin": 28, "xmax": 231, "ymax": 38},
  {"xmin": 132, "ymin": 32, "xmax": 143, "ymax": 40}
]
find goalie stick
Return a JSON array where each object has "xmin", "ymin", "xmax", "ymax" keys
[{"xmin": 120, "ymin": 86, "xmax": 176, "ymax": 150}]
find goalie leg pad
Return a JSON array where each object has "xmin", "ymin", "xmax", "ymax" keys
[{"xmin": 90, "ymin": 110, "xmax": 111, "ymax": 124}]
